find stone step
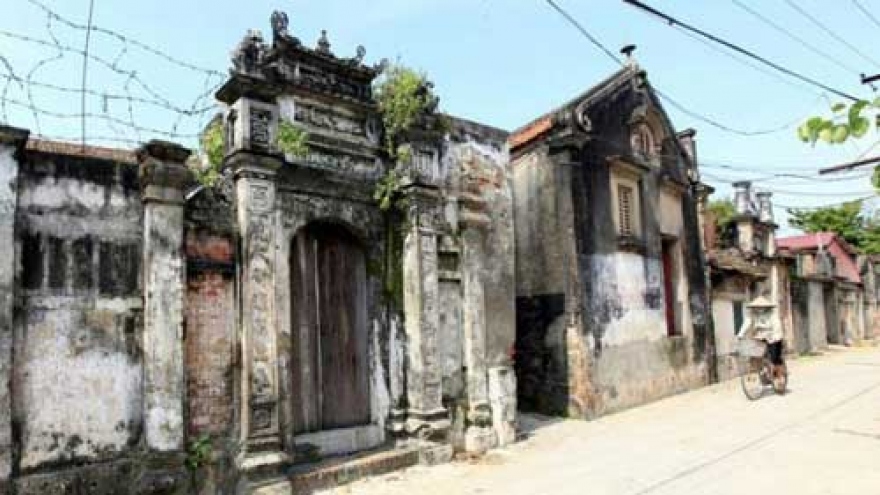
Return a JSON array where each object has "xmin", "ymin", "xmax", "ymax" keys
[{"xmin": 285, "ymin": 445, "xmax": 421, "ymax": 493}]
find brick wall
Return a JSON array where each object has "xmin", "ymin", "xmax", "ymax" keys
[
  {"xmin": 185, "ymin": 230, "xmax": 235, "ymax": 436},
  {"xmin": 186, "ymin": 271, "xmax": 234, "ymax": 436}
]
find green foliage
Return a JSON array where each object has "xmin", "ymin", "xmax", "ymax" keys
[
  {"xmin": 196, "ymin": 121, "xmax": 224, "ymax": 187},
  {"xmin": 373, "ymin": 64, "xmax": 440, "ymax": 159},
  {"xmin": 788, "ymin": 200, "xmax": 880, "ymax": 254},
  {"xmin": 798, "ymin": 98, "xmax": 880, "ymax": 145},
  {"xmin": 708, "ymin": 198, "xmax": 736, "ymax": 227},
  {"xmin": 374, "ymin": 169, "xmax": 407, "ymax": 212},
  {"xmin": 195, "ymin": 118, "xmax": 309, "ymax": 187},
  {"xmin": 707, "ymin": 198, "xmax": 736, "ymax": 246},
  {"xmin": 277, "ymin": 119, "xmax": 310, "ymax": 158},
  {"xmin": 185, "ymin": 434, "xmax": 213, "ymax": 471}
]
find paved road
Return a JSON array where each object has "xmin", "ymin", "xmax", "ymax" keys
[{"xmin": 321, "ymin": 346, "xmax": 880, "ymax": 495}]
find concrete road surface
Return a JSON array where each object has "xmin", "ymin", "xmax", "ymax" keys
[{"xmin": 321, "ymin": 346, "xmax": 880, "ymax": 495}]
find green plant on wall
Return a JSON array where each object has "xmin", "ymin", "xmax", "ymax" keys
[
  {"xmin": 196, "ymin": 121, "xmax": 225, "ymax": 187},
  {"xmin": 373, "ymin": 63, "xmax": 441, "ymax": 161},
  {"xmin": 277, "ymin": 119, "xmax": 310, "ymax": 158},
  {"xmin": 185, "ymin": 434, "xmax": 212, "ymax": 471},
  {"xmin": 195, "ymin": 117, "xmax": 310, "ymax": 187},
  {"xmin": 370, "ymin": 63, "xmax": 446, "ymax": 309}
]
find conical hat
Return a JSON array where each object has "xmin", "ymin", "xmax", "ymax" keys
[{"xmin": 746, "ymin": 296, "xmax": 776, "ymax": 308}]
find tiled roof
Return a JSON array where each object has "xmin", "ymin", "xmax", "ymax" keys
[
  {"xmin": 507, "ymin": 65, "xmax": 636, "ymax": 151},
  {"xmin": 776, "ymin": 232, "xmax": 835, "ymax": 251},
  {"xmin": 26, "ymin": 138, "xmax": 138, "ymax": 164},
  {"xmin": 777, "ymin": 232, "xmax": 861, "ymax": 284},
  {"xmin": 707, "ymin": 249, "xmax": 769, "ymax": 277}
]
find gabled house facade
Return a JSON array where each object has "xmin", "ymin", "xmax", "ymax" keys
[
  {"xmin": 510, "ymin": 56, "xmax": 713, "ymax": 418},
  {"xmin": 777, "ymin": 232, "xmax": 865, "ymax": 349}
]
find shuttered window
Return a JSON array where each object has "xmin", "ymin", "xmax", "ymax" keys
[{"xmin": 618, "ymin": 184, "xmax": 635, "ymax": 236}]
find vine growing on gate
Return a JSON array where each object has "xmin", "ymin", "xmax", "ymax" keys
[
  {"xmin": 371, "ymin": 63, "xmax": 445, "ymax": 308},
  {"xmin": 194, "ymin": 117, "xmax": 310, "ymax": 187}
]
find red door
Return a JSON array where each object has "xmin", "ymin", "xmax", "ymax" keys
[{"xmin": 662, "ymin": 242, "xmax": 678, "ymax": 336}]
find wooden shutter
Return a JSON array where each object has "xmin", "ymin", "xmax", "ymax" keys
[{"xmin": 618, "ymin": 184, "xmax": 634, "ymax": 236}]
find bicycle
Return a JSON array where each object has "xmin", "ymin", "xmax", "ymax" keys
[{"xmin": 736, "ymin": 337, "xmax": 788, "ymax": 400}]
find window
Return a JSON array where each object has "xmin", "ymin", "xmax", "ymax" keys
[
  {"xmin": 609, "ymin": 159, "xmax": 645, "ymax": 242},
  {"xmin": 618, "ymin": 184, "xmax": 635, "ymax": 236},
  {"xmin": 631, "ymin": 123, "xmax": 657, "ymax": 159},
  {"xmin": 733, "ymin": 301, "xmax": 744, "ymax": 334}
]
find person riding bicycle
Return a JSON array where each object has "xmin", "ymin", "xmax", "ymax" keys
[{"xmin": 736, "ymin": 295, "xmax": 785, "ymax": 379}]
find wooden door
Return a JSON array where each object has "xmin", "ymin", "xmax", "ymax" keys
[{"xmin": 290, "ymin": 224, "xmax": 370, "ymax": 434}]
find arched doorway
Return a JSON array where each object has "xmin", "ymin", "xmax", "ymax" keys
[{"xmin": 289, "ymin": 222, "xmax": 370, "ymax": 434}]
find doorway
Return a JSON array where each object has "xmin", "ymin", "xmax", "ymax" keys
[
  {"xmin": 662, "ymin": 239, "xmax": 680, "ymax": 337},
  {"xmin": 290, "ymin": 223, "xmax": 370, "ymax": 434}
]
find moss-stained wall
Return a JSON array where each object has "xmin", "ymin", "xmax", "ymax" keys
[
  {"xmin": 513, "ymin": 72, "xmax": 711, "ymax": 418},
  {"xmin": 13, "ymin": 150, "xmax": 144, "ymax": 472}
]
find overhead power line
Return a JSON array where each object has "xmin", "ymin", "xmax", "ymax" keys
[
  {"xmin": 545, "ymin": 0, "xmax": 622, "ymax": 65},
  {"xmin": 782, "ymin": 0, "xmax": 880, "ymax": 70},
  {"xmin": 701, "ymin": 171, "xmax": 876, "ymax": 196},
  {"xmin": 819, "ymin": 155, "xmax": 880, "ymax": 175},
  {"xmin": 24, "ymin": 0, "xmax": 223, "ymax": 77},
  {"xmin": 543, "ymin": 0, "xmax": 807, "ymax": 136},
  {"xmin": 776, "ymin": 195, "xmax": 876, "ymax": 210},
  {"xmin": 621, "ymin": 0, "xmax": 862, "ymax": 102},
  {"xmin": 81, "ymin": 0, "xmax": 96, "ymax": 148},
  {"xmin": 730, "ymin": 0, "xmax": 862, "ymax": 77},
  {"xmin": 852, "ymin": 0, "xmax": 880, "ymax": 33}
]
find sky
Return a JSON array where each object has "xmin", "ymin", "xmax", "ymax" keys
[{"xmin": 2, "ymin": 0, "xmax": 880, "ymax": 233}]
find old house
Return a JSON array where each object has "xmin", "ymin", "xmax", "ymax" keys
[
  {"xmin": 0, "ymin": 11, "xmax": 517, "ymax": 494},
  {"xmin": 777, "ymin": 232, "xmax": 865, "ymax": 350},
  {"xmin": 510, "ymin": 54, "xmax": 713, "ymax": 419},
  {"xmin": 858, "ymin": 255, "xmax": 880, "ymax": 341},
  {"xmin": 703, "ymin": 181, "xmax": 791, "ymax": 379}
]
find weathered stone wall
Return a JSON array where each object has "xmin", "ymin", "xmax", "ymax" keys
[
  {"xmin": 511, "ymin": 146, "xmax": 572, "ymax": 415},
  {"xmin": 184, "ymin": 190, "xmax": 236, "ymax": 439},
  {"xmin": 0, "ymin": 127, "xmax": 27, "ymax": 491},
  {"xmin": 442, "ymin": 118, "xmax": 516, "ymax": 451},
  {"xmin": 788, "ymin": 278, "xmax": 833, "ymax": 353},
  {"xmin": 12, "ymin": 148, "xmax": 145, "ymax": 474},
  {"xmin": 711, "ymin": 291, "xmax": 746, "ymax": 381},
  {"xmin": 512, "ymin": 73, "xmax": 711, "ymax": 419},
  {"xmin": 576, "ymin": 96, "xmax": 708, "ymax": 414}
]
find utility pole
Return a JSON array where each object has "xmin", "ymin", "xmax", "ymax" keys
[{"xmin": 861, "ymin": 73, "xmax": 880, "ymax": 88}]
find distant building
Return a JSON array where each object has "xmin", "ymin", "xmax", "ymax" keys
[
  {"xmin": 777, "ymin": 232, "xmax": 865, "ymax": 349},
  {"xmin": 703, "ymin": 181, "xmax": 789, "ymax": 379}
]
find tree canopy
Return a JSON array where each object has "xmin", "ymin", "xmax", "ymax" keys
[{"xmin": 787, "ymin": 200, "xmax": 880, "ymax": 254}]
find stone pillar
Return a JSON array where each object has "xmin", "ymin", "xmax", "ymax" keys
[
  {"xmin": 138, "ymin": 140, "xmax": 191, "ymax": 452},
  {"xmin": 231, "ymin": 153, "xmax": 286, "ymax": 461},
  {"xmin": 733, "ymin": 181, "xmax": 756, "ymax": 253},
  {"xmin": 0, "ymin": 125, "xmax": 28, "ymax": 489},
  {"xmin": 733, "ymin": 180, "xmax": 753, "ymax": 216},
  {"xmin": 459, "ymin": 211, "xmax": 495, "ymax": 453},
  {"xmin": 402, "ymin": 185, "xmax": 449, "ymax": 436}
]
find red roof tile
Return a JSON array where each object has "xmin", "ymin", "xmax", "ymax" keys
[{"xmin": 776, "ymin": 232, "xmax": 861, "ymax": 284}]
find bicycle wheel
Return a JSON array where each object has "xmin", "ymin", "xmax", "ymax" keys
[
  {"xmin": 771, "ymin": 363, "xmax": 788, "ymax": 395},
  {"xmin": 738, "ymin": 354, "xmax": 764, "ymax": 400}
]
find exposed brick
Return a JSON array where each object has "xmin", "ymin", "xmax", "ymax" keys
[{"xmin": 185, "ymin": 271, "xmax": 235, "ymax": 436}]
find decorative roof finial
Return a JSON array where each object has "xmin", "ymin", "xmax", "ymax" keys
[
  {"xmin": 620, "ymin": 44, "xmax": 637, "ymax": 66},
  {"xmin": 317, "ymin": 30, "xmax": 332, "ymax": 55},
  {"xmin": 271, "ymin": 10, "xmax": 300, "ymax": 46},
  {"xmin": 354, "ymin": 45, "xmax": 366, "ymax": 64}
]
